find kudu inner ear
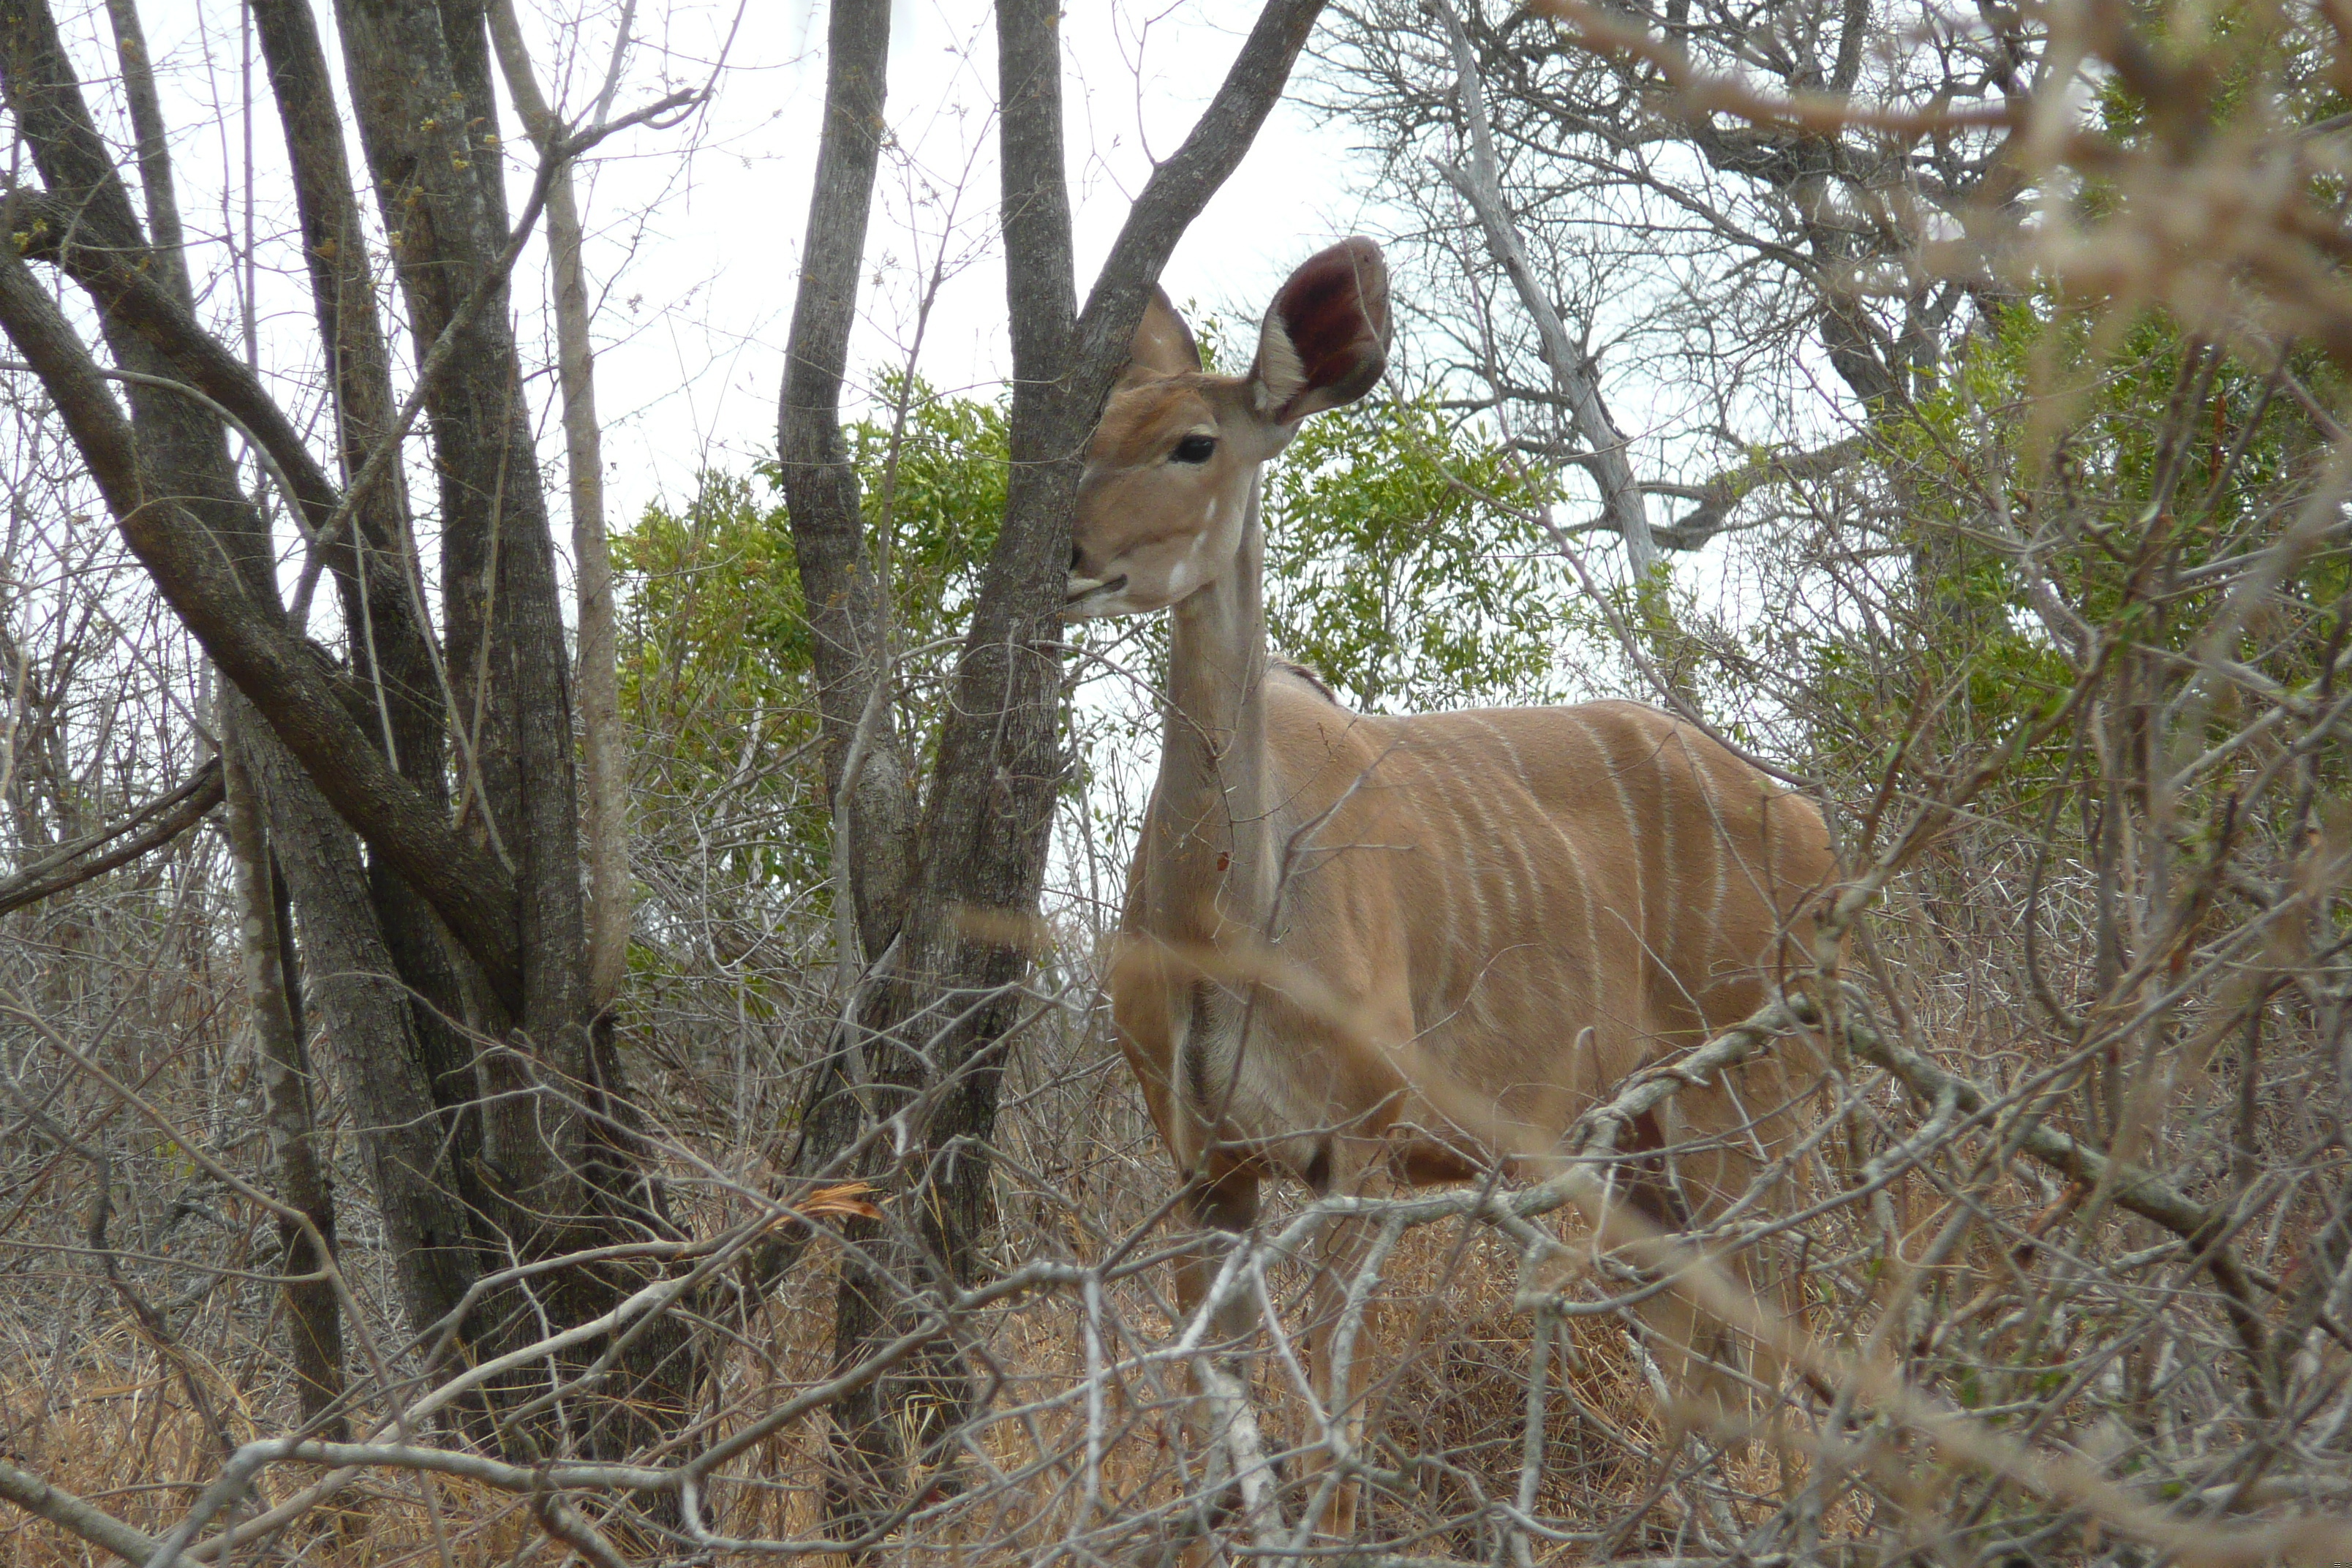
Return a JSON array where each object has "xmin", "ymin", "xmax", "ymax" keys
[
  {"xmin": 1252, "ymin": 236, "xmax": 1392, "ymax": 424},
  {"xmin": 1124, "ymin": 286, "xmax": 1201, "ymax": 382}
]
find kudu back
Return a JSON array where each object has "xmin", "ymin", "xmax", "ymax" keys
[{"xmin": 1065, "ymin": 237, "xmax": 1833, "ymax": 1545}]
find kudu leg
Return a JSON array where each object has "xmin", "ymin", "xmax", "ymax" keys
[
  {"xmin": 1300, "ymin": 1191, "xmax": 1382, "ymax": 1542},
  {"xmin": 1617, "ymin": 1099, "xmax": 1787, "ymax": 1439},
  {"xmin": 1172, "ymin": 1169, "xmax": 1275, "ymax": 1563}
]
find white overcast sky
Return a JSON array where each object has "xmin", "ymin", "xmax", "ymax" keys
[
  {"xmin": 560, "ymin": 0, "xmax": 1382, "ymax": 523},
  {"xmin": 102, "ymin": 0, "xmax": 1378, "ymax": 532},
  {"xmin": 93, "ymin": 0, "xmax": 1789, "ymax": 660}
]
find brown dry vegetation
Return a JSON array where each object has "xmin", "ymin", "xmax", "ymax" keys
[{"xmin": 12, "ymin": 0, "xmax": 2352, "ymax": 1562}]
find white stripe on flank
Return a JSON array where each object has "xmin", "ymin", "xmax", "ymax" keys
[
  {"xmin": 1458, "ymin": 749, "xmax": 1522, "ymax": 946},
  {"xmin": 1575, "ymin": 712, "xmax": 1647, "ymax": 970},
  {"xmin": 1650, "ymin": 725, "xmax": 1676, "ymax": 961},
  {"xmin": 1481, "ymin": 715, "xmax": 1532, "ymax": 791},
  {"xmin": 1469, "ymin": 717, "xmax": 1546, "ymax": 946},
  {"xmin": 1703, "ymin": 757, "xmax": 1730, "ymax": 962},
  {"xmin": 1446, "ymin": 758, "xmax": 1495, "ymax": 960}
]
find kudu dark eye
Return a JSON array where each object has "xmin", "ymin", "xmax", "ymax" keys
[{"xmin": 1170, "ymin": 433, "xmax": 1217, "ymax": 464}]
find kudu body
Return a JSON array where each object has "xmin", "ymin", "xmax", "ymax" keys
[{"xmin": 1066, "ymin": 239, "xmax": 1833, "ymax": 1543}]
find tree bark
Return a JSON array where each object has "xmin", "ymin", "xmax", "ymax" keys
[
  {"xmin": 235, "ymin": 708, "xmax": 486, "ymax": 1370},
  {"xmin": 488, "ymin": 0, "xmax": 631, "ymax": 1014},
  {"xmin": 0, "ymin": 0, "xmax": 505, "ymax": 1380},
  {"xmin": 331, "ymin": 0, "xmax": 592, "ymax": 1223},
  {"xmin": 779, "ymin": 0, "xmax": 918, "ymax": 977},
  {"xmin": 220, "ymin": 711, "xmax": 347, "ymax": 1440},
  {"xmin": 0, "ymin": 0, "xmax": 268, "ymax": 592},
  {"xmin": 327, "ymin": 0, "xmax": 690, "ymax": 1455},
  {"xmin": 0, "ymin": 245, "xmax": 526, "ymax": 1008},
  {"xmin": 248, "ymin": 0, "xmax": 490, "ymax": 1232},
  {"xmin": 782, "ymin": 0, "xmax": 1333, "ymax": 1541}
]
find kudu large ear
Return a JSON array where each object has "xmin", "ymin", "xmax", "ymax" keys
[
  {"xmin": 1123, "ymin": 287, "xmax": 1201, "ymax": 383},
  {"xmin": 1251, "ymin": 237, "xmax": 1390, "ymax": 425}
]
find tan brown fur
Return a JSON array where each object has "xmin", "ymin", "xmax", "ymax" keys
[
  {"xmin": 1123, "ymin": 687, "xmax": 1828, "ymax": 1186},
  {"xmin": 1068, "ymin": 239, "xmax": 1833, "ymax": 1547}
]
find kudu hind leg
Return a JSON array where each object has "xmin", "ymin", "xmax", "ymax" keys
[
  {"xmin": 1620, "ymin": 1104, "xmax": 1787, "ymax": 1439},
  {"xmin": 1172, "ymin": 1169, "xmax": 1273, "ymax": 1561}
]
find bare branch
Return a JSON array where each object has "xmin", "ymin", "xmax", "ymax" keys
[
  {"xmin": 0, "ymin": 756, "xmax": 219, "ymax": 916},
  {"xmin": 0, "ymin": 250, "xmax": 527, "ymax": 1011},
  {"xmin": 1431, "ymin": 0, "xmax": 1658, "ymax": 573},
  {"xmin": 0, "ymin": 1458, "xmax": 159, "ymax": 1564}
]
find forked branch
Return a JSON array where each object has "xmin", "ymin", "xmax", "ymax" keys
[
  {"xmin": 0, "ymin": 758, "xmax": 221, "ymax": 916},
  {"xmin": 1431, "ymin": 0, "xmax": 1659, "ymax": 574}
]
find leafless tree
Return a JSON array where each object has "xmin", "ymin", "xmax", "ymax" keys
[
  {"xmin": 5, "ymin": 0, "xmax": 2352, "ymax": 1565},
  {"xmin": 1315, "ymin": 0, "xmax": 2027, "ymax": 557},
  {"xmin": 0, "ymin": 0, "xmax": 702, "ymax": 1454}
]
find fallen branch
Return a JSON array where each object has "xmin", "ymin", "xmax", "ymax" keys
[{"xmin": 0, "ymin": 1458, "xmax": 159, "ymax": 1564}]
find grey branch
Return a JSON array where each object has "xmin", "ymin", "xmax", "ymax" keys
[
  {"xmin": 0, "ymin": 757, "xmax": 222, "ymax": 916},
  {"xmin": 1431, "ymin": 0, "xmax": 1658, "ymax": 574},
  {"xmin": 0, "ymin": 1458, "xmax": 159, "ymax": 1564}
]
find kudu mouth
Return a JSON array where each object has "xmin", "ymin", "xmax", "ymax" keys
[{"xmin": 1062, "ymin": 573, "xmax": 1128, "ymax": 618}]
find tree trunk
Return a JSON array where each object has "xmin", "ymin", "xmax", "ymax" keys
[
  {"xmin": 248, "ymin": 0, "xmax": 493, "ymax": 1238},
  {"xmin": 219, "ymin": 711, "xmax": 347, "ymax": 1440},
  {"xmin": 778, "ymin": 0, "xmax": 1333, "ymax": 1543},
  {"xmin": 238, "ymin": 704, "xmax": 487, "ymax": 1374},
  {"xmin": 779, "ymin": 0, "xmax": 918, "ymax": 979},
  {"xmin": 325, "ymin": 0, "xmax": 690, "ymax": 1450},
  {"xmin": 0, "ymin": 0, "xmax": 688, "ymax": 1462},
  {"xmin": 487, "ymin": 0, "xmax": 631, "ymax": 1015},
  {"xmin": 331, "ymin": 1, "xmax": 592, "ymax": 1179},
  {"xmin": 0, "ymin": 0, "xmax": 500, "ymax": 1359}
]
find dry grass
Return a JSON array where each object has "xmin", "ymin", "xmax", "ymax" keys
[{"xmin": 11, "ymin": 0, "xmax": 2352, "ymax": 1559}]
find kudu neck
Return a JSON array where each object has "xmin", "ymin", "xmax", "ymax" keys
[{"xmin": 1153, "ymin": 491, "xmax": 1277, "ymax": 938}]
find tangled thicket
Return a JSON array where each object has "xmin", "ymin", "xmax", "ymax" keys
[{"xmin": 10, "ymin": 0, "xmax": 2352, "ymax": 1563}]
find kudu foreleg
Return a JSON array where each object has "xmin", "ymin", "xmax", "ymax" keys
[
  {"xmin": 1289, "ymin": 1152, "xmax": 1392, "ymax": 1542},
  {"xmin": 1171, "ymin": 1170, "xmax": 1281, "ymax": 1564}
]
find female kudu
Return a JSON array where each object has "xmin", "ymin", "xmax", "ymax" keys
[{"xmin": 1065, "ymin": 238, "xmax": 1832, "ymax": 1543}]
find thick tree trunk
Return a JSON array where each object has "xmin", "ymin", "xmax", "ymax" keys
[
  {"xmin": 779, "ymin": 0, "xmax": 1332, "ymax": 1543},
  {"xmin": 239, "ymin": 716, "xmax": 486, "ymax": 1369},
  {"xmin": 331, "ymin": 0, "xmax": 591, "ymax": 1110},
  {"xmin": 248, "ymin": 0, "xmax": 497, "ymax": 1271},
  {"xmin": 488, "ymin": 0, "xmax": 631, "ymax": 1014},
  {"xmin": 324, "ymin": 0, "xmax": 689, "ymax": 1452},
  {"xmin": 325, "ymin": 18, "xmax": 643, "ymax": 1406},
  {"xmin": 381, "ymin": 0, "xmax": 692, "ymax": 1458},
  {"xmin": 219, "ymin": 712, "xmax": 347, "ymax": 1439}
]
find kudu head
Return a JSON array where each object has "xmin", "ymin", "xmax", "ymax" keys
[{"xmin": 1063, "ymin": 237, "xmax": 1392, "ymax": 622}]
